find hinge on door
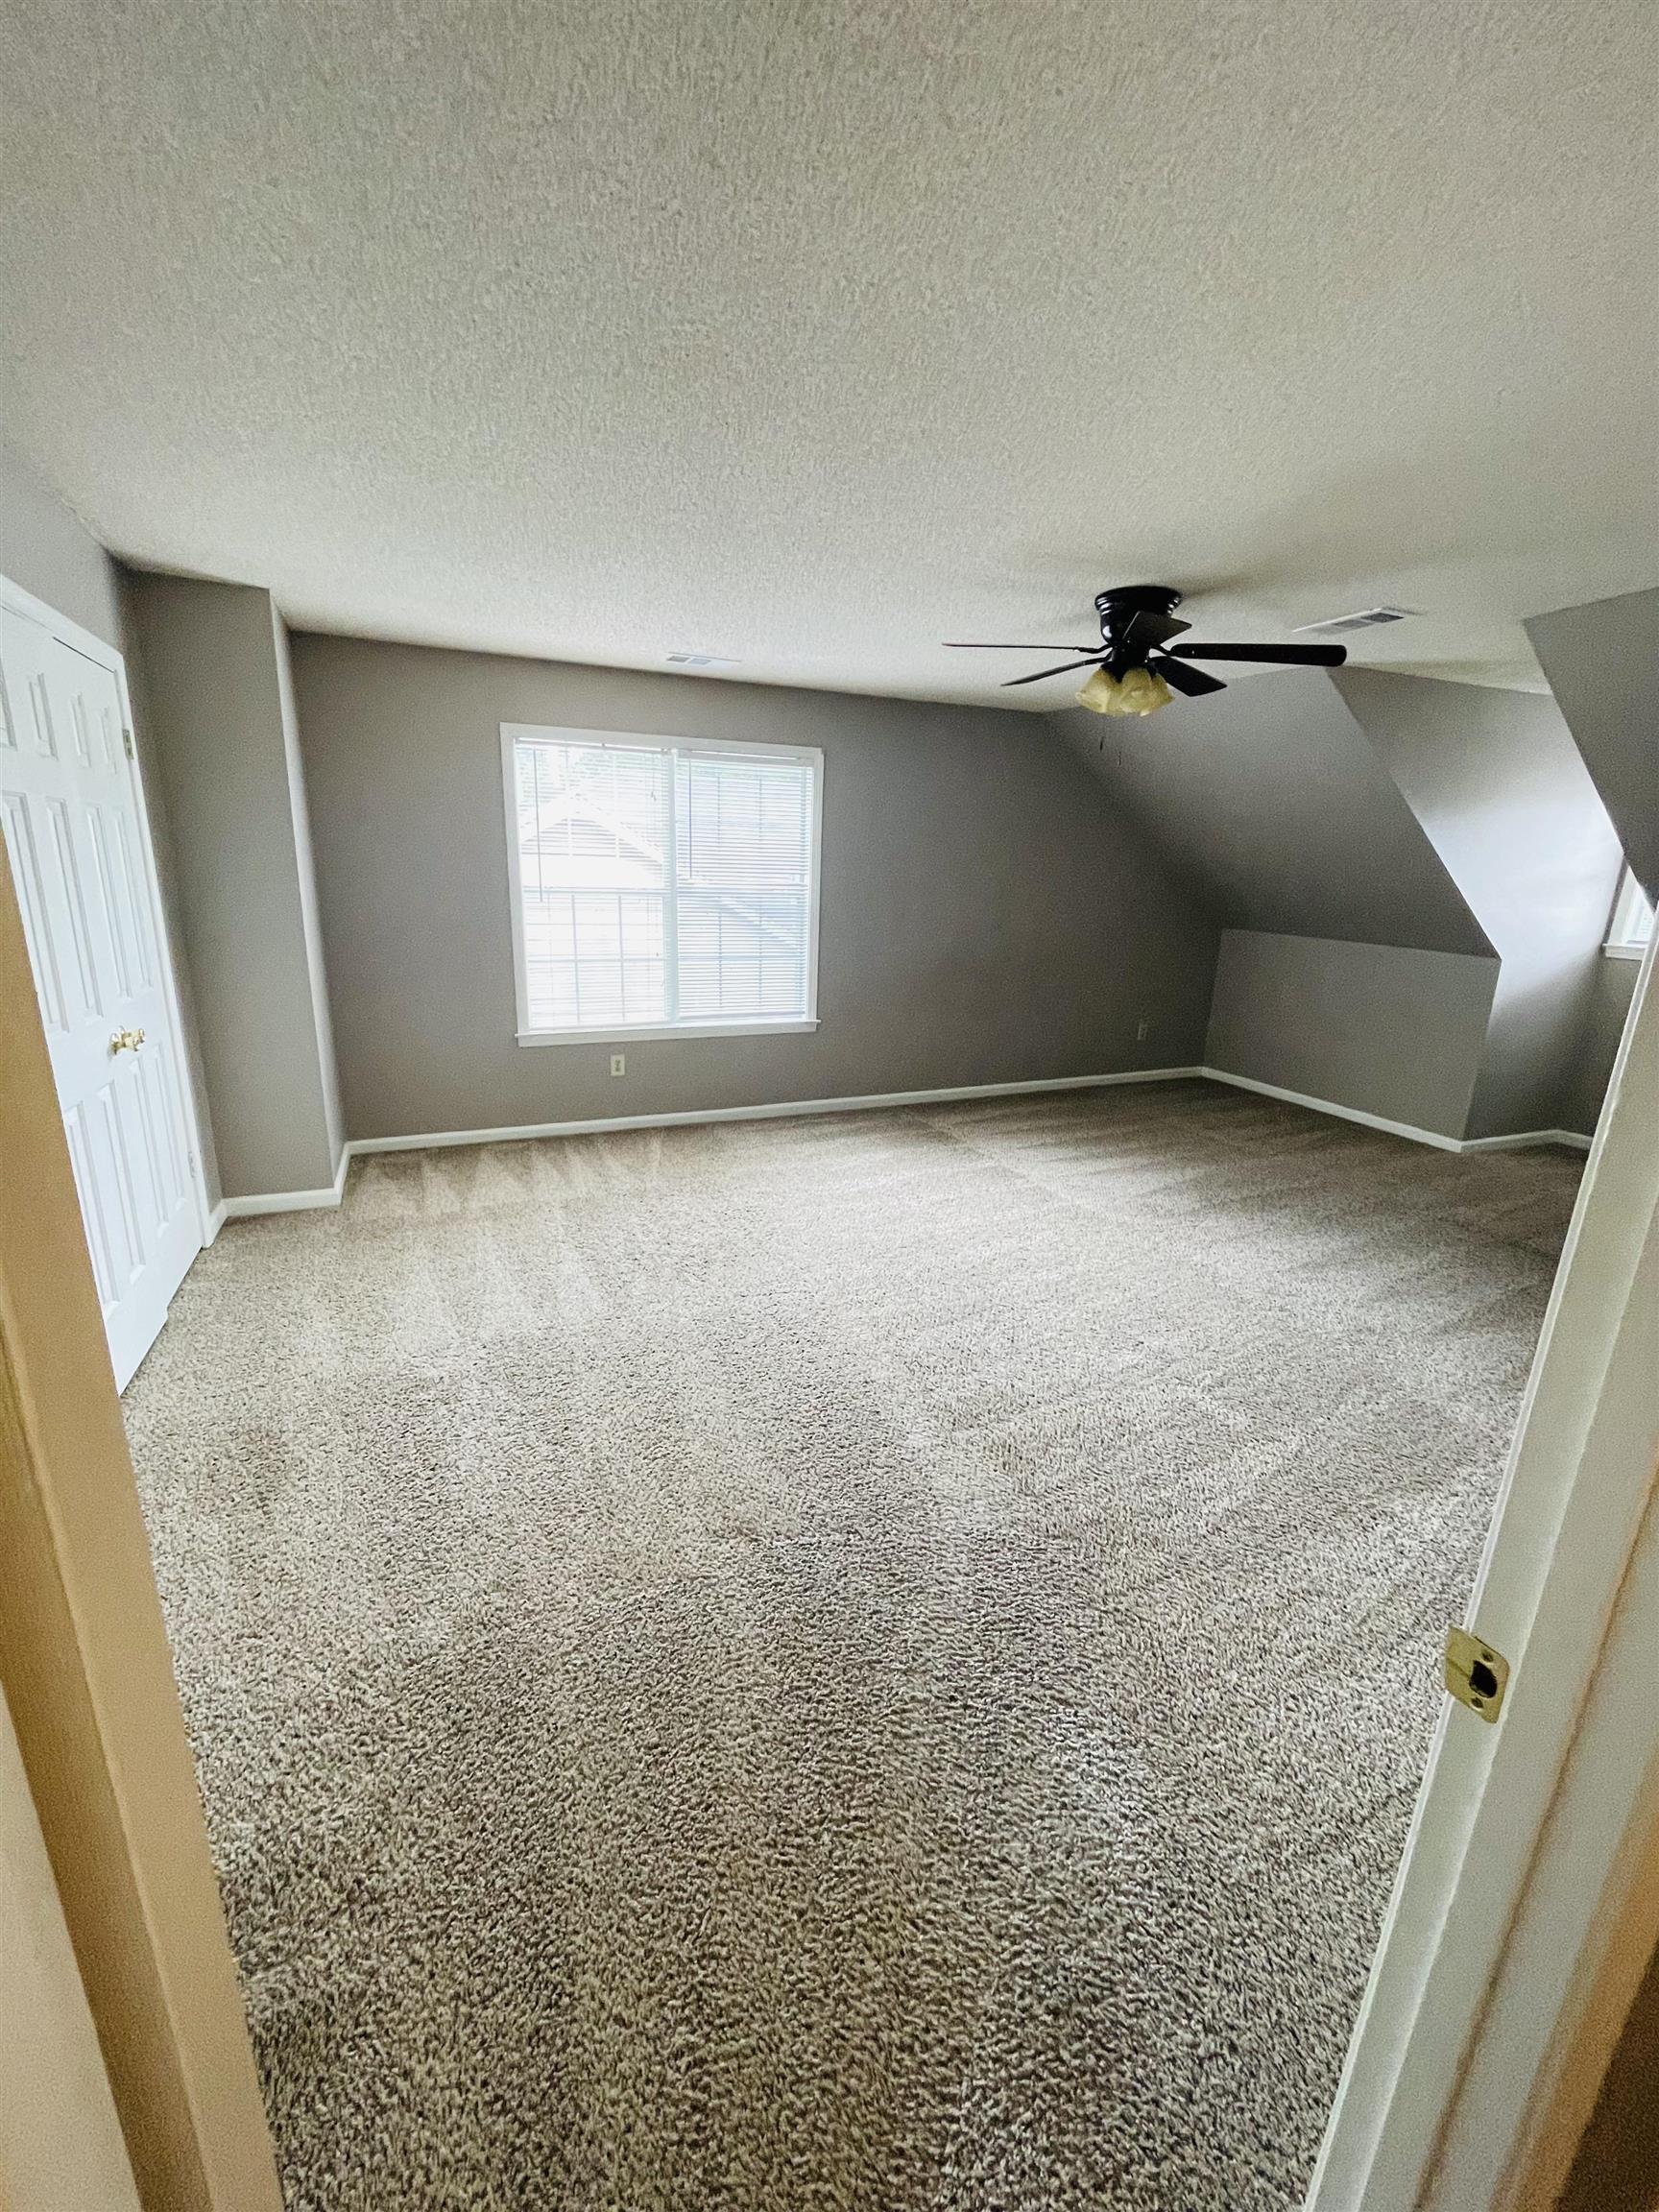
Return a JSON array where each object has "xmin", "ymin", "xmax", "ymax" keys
[
  {"xmin": 1445, "ymin": 1625, "xmax": 1510, "ymax": 1721},
  {"xmin": 123, "ymin": 726, "xmax": 135, "ymax": 759}
]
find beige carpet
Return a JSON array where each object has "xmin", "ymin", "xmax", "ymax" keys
[{"xmin": 124, "ymin": 1080, "xmax": 1579, "ymax": 2212}]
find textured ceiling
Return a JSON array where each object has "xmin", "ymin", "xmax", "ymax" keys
[{"xmin": 2, "ymin": 2, "xmax": 1655, "ymax": 708}]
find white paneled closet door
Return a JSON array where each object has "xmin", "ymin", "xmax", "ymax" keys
[{"xmin": 0, "ymin": 598, "xmax": 204, "ymax": 1390}]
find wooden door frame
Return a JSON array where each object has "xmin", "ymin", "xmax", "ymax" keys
[
  {"xmin": 0, "ymin": 764, "xmax": 278, "ymax": 2201},
  {"xmin": 0, "ymin": 568, "xmax": 214, "ymax": 1253},
  {"xmin": 1308, "ymin": 935, "xmax": 1658, "ymax": 2207},
  {"xmin": 0, "ymin": 1671, "xmax": 142, "ymax": 2209}
]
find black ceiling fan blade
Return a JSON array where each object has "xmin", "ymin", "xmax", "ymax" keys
[
  {"xmin": 1121, "ymin": 610, "xmax": 1192, "ymax": 652},
  {"xmin": 1153, "ymin": 653, "xmax": 1226, "ymax": 698},
  {"xmin": 944, "ymin": 641, "xmax": 1100, "ymax": 650},
  {"xmin": 1000, "ymin": 654, "xmax": 1111, "ymax": 686},
  {"xmin": 1166, "ymin": 638, "xmax": 1347, "ymax": 667}
]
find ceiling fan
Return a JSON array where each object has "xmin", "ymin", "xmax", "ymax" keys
[{"xmin": 945, "ymin": 585, "xmax": 1347, "ymax": 715}]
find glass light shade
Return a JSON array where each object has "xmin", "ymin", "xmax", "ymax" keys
[{"xmin": 1077, "ymin": 664, "xmax": 1174, "ymax": 717}]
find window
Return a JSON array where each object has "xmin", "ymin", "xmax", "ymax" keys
[
  {"xmin": 1605, "ymin": 865, "xmax": 1654, "ymax": 961},
  {"xmin": 502, "ymin": 725, "xmax": 822, "ymax": 1043}
]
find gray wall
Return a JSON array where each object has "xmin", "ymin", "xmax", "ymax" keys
[
  {"xmin": 1558, "ymin": 954, "xmax": 1641, "ymax": 1141},
  {"xmin": 123, "ymin": 576, "xmax": 343, "ymax": 1197},
  {"xmin": 1336, "ymin": 669, "xmax": 1623, "ymax": 1138},
  {"xmin": 1054, "ymin": 669, "xmax": 1492, "ymax": 953},
  {"xmin": 1527, "ymin": 589, "xmax": 1659, "ymax": 900},
  {"xmin": 1204, "ymin": 932, "xmax": 1499, "ymax": 1139},
  {"xmin": 0, "ymin": 439, "xmax": 123, "ymax": 650},
  {"xmin": 289, "ymin": 635, "xmax": 1220, "ymax": 1142},
  {"xmin": 1056, "ymin": 665, "xmax": 1631, "ymax": 1140},
  {"xmin": 0, "ymin": 445, "xmax": 222, "ymax": 1201},
  {"xmin": 1051, "ymin": 669, "xmax": 1507, "ymax": 1139}
]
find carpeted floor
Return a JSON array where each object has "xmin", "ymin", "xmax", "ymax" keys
[{"xmin": 123, "ymin": 1080, "xmax": 1580, "ymax": 2212}]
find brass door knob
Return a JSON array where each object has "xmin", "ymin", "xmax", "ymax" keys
[{"xmin": 108, "ymin": 1027, "xmax": 146, "ymax": 1054}]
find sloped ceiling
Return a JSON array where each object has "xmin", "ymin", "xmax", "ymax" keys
[
  {"xmin": 1334, "ymin": 668, "xmax": 1623, "ymax": 962},
  {"xmin": 1, "ymin": 3, "xmax": 1655, "ymax": 707},
  {"xmin": 1333, "ymin": 666, "xmax": 1623, "ymax": 1134},
  {"xmin": 1525, "ymin": 589, "xmax": 1659, "ymax": 897},
  {"xmin": 1053, "ymin": 670, "xmax": 1491, "ymax": 955}
]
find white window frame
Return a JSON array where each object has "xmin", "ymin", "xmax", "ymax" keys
[
  {"xmin": 500, "ymin": 723, "xmax": 824, "ymax": 1046},
  {"xmin": 1603, "ymin": 863, "xmax": 1654, "ymax": 960}
]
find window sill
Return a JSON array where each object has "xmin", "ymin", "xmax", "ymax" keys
[
  {"xmin": 1602, "ymin": 943, "xmax": 1647, "ymax": 962},
  {"xmin": 517, "ymin": 1019, "xmax": 819, "ymax": 1047}
]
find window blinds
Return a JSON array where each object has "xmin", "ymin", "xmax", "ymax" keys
[{"xmin": 511, "ymin": 733, "xmax": 817, "ymax": 1033}]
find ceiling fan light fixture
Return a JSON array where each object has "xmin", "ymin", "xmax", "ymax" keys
[
  {"xmin": 1077, "ymin": 663, "xmax": 1173, "ymax": 716},
  {"xmin": 949, "ymin": 585, "xmax": 1345, "ymax": 707}
]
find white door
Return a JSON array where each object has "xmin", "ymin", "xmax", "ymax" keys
[
  {"xmin": 1306, "ymin": 940, "xmax": 1657, "ymax": 2209},
  {"xmin": 0, "ymin": 601, "xmax": 203, "ymax": 1390}
]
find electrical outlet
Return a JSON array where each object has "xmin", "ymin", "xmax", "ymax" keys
[
  {"xmin": 1136, "ymin": 1019, "xmax": 1150, "ymax": 1043},
  {"xmin": 610, "ymin": 1053, "xmax": 626, "ymax": 1077}
]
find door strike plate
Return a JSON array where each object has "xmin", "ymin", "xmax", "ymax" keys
[{"xmin": 1445, "ymin": 1625, "xmax": 1509, "ymax": 1722}]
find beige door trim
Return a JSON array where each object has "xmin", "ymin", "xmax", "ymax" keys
[{"xmin": 0, "ymin": 833, "xmax": 278, "ymax": 2203}]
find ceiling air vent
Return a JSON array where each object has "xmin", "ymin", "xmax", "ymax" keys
[
  {"xmin": 665, "ymin": 651, "xmax": 738, "ymax": 669},
  {"xmin": 1291, "ymin": 607, "xmax": 1415, "ymax": 637}
]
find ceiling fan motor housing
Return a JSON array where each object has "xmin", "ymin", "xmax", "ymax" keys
[{"xmin": 1095, "ymin": 585, "xmax": 1183, "ymax": 673}]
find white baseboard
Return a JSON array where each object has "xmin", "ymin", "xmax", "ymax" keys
[
  {"xmin": 209, "ymin": 1074, "xmax": 1588, "ymax": 1204},
  {"xmin": 202, "ymin": 1199, "xmax": 228, "ymax": 1245},
  {"xmin": 1198, "ymin": 1068, "xmax": 1591, "ymax": 1156},
  {"xmin": 219, "ymin": 1145, "xmax": 350, "ymax": 1219},
  {"xmin": 1197, "ymin": 1068, "xmax": 1466, "ymax": 1150},
  {"xmin": 1460, "ymin": 1127, "xmax": 1592, "ymax": 1154},
  {"xmin": 344, "ymin": 1067, "xmax": 1207, "ymax": 1158}
]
